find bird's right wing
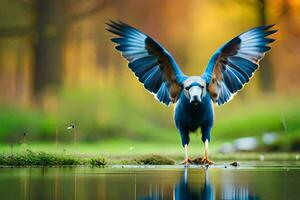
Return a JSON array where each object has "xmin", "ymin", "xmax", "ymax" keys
[{"xmin": 107, "ymin": 20, "xmax": 185, "ymax": 106}]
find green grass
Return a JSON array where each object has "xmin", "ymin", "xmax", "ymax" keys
[
  {"xmin": 1, "ymin": 141, "xmax": 179, "ymax": 157},
  {"xmin": 121, "ymin": 154, "xmax": 175, "ymax": 165},
  {"xmin": 213, "ymin": 95, "xmax": 300, "ymax": 139},
  {"xmin": 0, "ymin": 136, "xmax": 221, "ymax": 157},
  {"xmin": 0, "ymin": 90, "xmax": 300, "ymax": 160},
  {"xmin": 0, "ymin": 141, "xmax": 299, "ymax": 167}
]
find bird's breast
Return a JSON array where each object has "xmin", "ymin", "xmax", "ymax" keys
[{"xmin": 174, "ymin": 93, "xmax": 213, "ymax": 131}]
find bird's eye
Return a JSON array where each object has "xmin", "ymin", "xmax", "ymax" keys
[{"xmin": 185, "ymin": 86, "xmax": 190, "ymax": 90}]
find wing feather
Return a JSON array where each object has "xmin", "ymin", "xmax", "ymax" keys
[
  {"xmin": 107, "ymin": 20, "xmax": 184, "ymax": 105},
  {"xmin": 203, "ymin": 24, "xmax": 277, "ymax": 105}
]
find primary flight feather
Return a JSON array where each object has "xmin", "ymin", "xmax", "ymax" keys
[{"xmin": 107, "ymin": 20, "xmax": 277, "ymax": 165}]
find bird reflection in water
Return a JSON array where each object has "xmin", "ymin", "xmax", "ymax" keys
[
  {"xmin": 138, "ymin": 167, "xmax": 213, "ymax": 200},
  {"xmin": 138, "ymin": 167, "xmax": 260, "ymax": 200},
  {"xmin": 174, "ymin": 167, "xmax": 214, "ymax": 200}
]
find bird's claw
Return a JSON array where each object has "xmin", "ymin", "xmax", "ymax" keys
[
  {"xmin": 182, "ymin": 157, "xmax": 193, "ymax": 166},
  {"xmin": 200, "ymin": 156, "xmax": 215, "ymax": 165}
]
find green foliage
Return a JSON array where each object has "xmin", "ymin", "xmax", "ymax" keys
[
  {"xmin": 90, "ymin": 157, "xmax": 107, "ymax": 167},
  {"xmin": 263, "ymin": 130, "xmax": 300, "ymax": 152},
  {"xmin": 0, "ymin": 87, "xmax": 177, "ymax": 143},
  {"xmin": 0, "ymin": 106, "xmax": 56, "ymax": 141},
  {"xmin": 213, "ymin": 97, "xmax": 300, "ymax": 140}
]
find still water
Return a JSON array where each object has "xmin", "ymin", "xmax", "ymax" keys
[{"xmin": 0, "ymin": 163, "xmax": 299, "ymax": 200}]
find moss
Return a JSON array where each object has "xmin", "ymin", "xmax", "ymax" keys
[
  {"xmin": 0, "ymin": 150, "xmax": 298, "ymax": 167},
  {"xmin": 0, "ymin": 150, "xmax": 106, "ymax": 166},
  {"xmin": 130, "ymin": 154, "xmax": 175, "ymax": 165},
  {"xmin": 90, "ymin": 157, "xmax": 107, "ymax": 167}
]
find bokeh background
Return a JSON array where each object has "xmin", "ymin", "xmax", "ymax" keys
[{"xmin": 0, "ymin": 0, "xmax": 299, "ymax": 156}]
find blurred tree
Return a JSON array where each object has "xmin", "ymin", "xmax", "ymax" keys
[
  {"xmin": 33, "ymin": 0, "xmax": 65, "ymax": 97},
  {"xmin": 256, "ymin": 0, "xmax": 274, "ymax": 92},
  {"xmin": 0, "ymin": 0, "xmax": 111, "ymax": 101},
  {"xmin": 34, "ymin": 0, "xmax": 112, "ymax": 99},
  {"xmin": 233, "ymin": 0, "xmax": 275, "ymax": 91},
  {"xmin": 15, "ymin": 42, "xmax": 26, "ymax": 100},
  {"xmin": 95, "ymin": 26, "xmax": 110, "ymax": 71}
]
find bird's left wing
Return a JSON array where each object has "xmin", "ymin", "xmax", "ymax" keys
[
  {"xmin": 202, "ymin": 25, "xmax": 277, "ymax": 105},
  {"xmin": 106, "ymin": 20, "xmax": 185, "ymax": 106}
]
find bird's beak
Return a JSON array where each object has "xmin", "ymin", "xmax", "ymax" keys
[
  {"xmin": 189, "ymin": 86, "xmax": 202, "ymax": 105},
  {"xmin": 190, "ymin": 96, "xmax": 201, "ymax": 105}
]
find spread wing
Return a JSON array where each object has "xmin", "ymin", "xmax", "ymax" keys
[
  {"xmin": 202, "ymin": 25, "xmax": 277, "ymax": 105},
  {"xmin": 106, "ymin": 20, "xmax": 185, "ymax": 106}
]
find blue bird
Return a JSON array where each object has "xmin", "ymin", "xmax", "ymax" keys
[{"xmin": 106, "ymin": 20, "xmax": 277, "ymax": 165}]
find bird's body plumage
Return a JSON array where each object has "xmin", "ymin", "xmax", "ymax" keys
[
  {"xmin": 175, "ymin": 90, "xmax": 214, "ymax": 146},
  {"xmin": 106, "ymin": 20, "xmax": 277, "ymax": 164}
]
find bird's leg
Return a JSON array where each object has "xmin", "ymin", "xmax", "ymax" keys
[
  {"xmin": 201, "ymin": 140, "xmax": 215, "ymax": 165},
  {"xmin": 182, "ymin": 144, "xmax": 193, "ymax": 166}
]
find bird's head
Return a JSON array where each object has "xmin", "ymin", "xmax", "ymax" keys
[{"xmin": 182, "ymin": 76, "xmax": 207, "ymax": 105}]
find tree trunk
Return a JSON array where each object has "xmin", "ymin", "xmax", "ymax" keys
[
  {"xmin": 15, "ymin": 43, "xmax": 25, "ymax": 100},
  {"xmin": 257, "ymin": 0, "xmax": 274, "ymax": 91},
  {"xmin": 33, "ymin": 0, "xmax": 65, "ymax": 98}
]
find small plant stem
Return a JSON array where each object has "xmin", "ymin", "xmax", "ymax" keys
[
  {"xmin": 10, "ymin": 144, "xmax": 14, "ymax": 156},
  {"xmin": 55, "ymin": 127, "xmax": 58, "ymax": 147},
  {"xmin": 281, "ymin": 114, "xmax": 288, "ymax": 134},
  {"xmin": 73, "ymin": 128, "xmax": 77, "ymax": 145}
]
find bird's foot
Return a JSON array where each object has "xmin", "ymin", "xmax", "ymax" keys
[
  {"xmin": 200, "ymin": 156, "xmax": 215, "ymax": 165},
  {"xmin": 181, "ymin": 157, "xmax": 193, "ymax": 166}
]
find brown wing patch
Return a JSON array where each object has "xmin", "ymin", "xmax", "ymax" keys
[
  {"xmin": 145, "ymin": 37, "xmax": 182, "ymax": 104},
  {"xmin": 169, "ymin": 81, "xmax": 181, "ymax": 102},
  {"xmin": 159, "ymin": 55, "xmax": 181, "ymax": 102},
  {"xmin": 208, "ymin": 55, "xmax": 224, "ymax": 102},
  {"xmin": 208, "ymin": 79, "xmax": 218, "ymax": 102}
]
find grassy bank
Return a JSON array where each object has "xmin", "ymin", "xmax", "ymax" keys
[
  {"xmin": 0, "ymin": 150, "xmax": 107, "ymax": 167},
  {"xmin": 0, "ymin": 147, "xmax": 299, "ymax": 167},
  {"xmin": 0, "ymin": 151, "xmax": 299, "ymax": 167}
]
